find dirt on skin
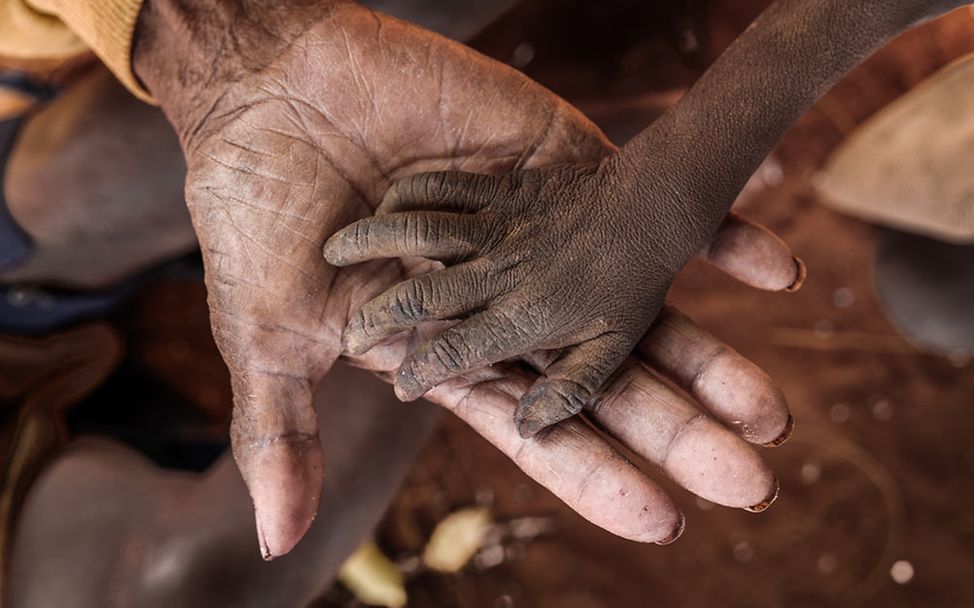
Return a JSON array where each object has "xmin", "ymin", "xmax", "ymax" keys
[{"xmin": 316, "ymin": 3, "xmax": 974, "ymax": 607}]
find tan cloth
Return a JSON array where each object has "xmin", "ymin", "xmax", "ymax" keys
[
  {"xmin": 817, "ymin": 52, "xmax": 974, "ymax": 243},
  {"xmin": 0, "ymin": 0, "xmax": 151, "ymax": 102}
]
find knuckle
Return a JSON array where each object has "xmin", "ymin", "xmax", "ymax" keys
[
  {"xmin": 498, "ymin": 298, "xmax": 546, "ymax": 339},
  {"xmin": 350, "ymin": 306, "xmax": 371, "ymax": 333},
  {"xmin": 399, "ymin": 213, "xmax": 422, "ymax": 248},
  {"xmin": 471, "ymin": 173, "xmax": 497, "ymax": 201},
  {"xmin": 589, "ymin": 361, "xmax": 640, "ymax": 415},
  {"xmin": 350, "ymin": 220, "xmax": 372, "ymax": 250},
  {"xmin": 424, "ymin": 172, "xmax": 454, "ymax": 202},
  {"xmin": 391, "ymin": 280, "xmax": 429, "ymax": 322},
  {"xmin": 427, "ymin": 333, "xmax": 469, "ymax": 373},
  {"xmin": 479, "ymin": 255, "xmax": 521, "ymax": 295}
]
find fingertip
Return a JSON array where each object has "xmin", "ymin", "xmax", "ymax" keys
[
  {"xmin": 663, "ymin": 416, "xmax": 775, "ymax": 510},
  {"xmin": 341, "ymin": 324, "xmax": 370, "ymax": 357},
  {"xmin": 515, "ymin": 387, "xmax": 573, "ymax": 438},
  {"xmin": 243, "ymin": 435, "xmax": 324, "ymax": 559},
  {"xmin": 322, "ymin": 234, "xmax": 350, "ymax": 267},
  {"xmin": 256, "ymin": 522, "xmax": 272, "ymax": 561},
  {"xmin": 376, "ymin": 188, "xmax": 399, "ymax": 215},
  {"xmin": 514, "ymin": 414, "xmax": 546, "ymax": 439},
  {"xmin": 378, "ymin": 176, "xmax": 418, "ymax": 215},
  {"xmin": 706, "ymin": 216, "xmax": 799, "ymax": 292},
  {"xmin": 744, "ymin": 474, "xmax": 780, "ymax": 513},
  {"xmin": 655, "ymin": 512, "xmax": 686, "ymax": 546},
  {"xmin": 394, "ymin": 365, "xmax": 426, "ymax": 401},
  {"xmin": 762, "ymin": 414, "xmax": 795, "ymax": 448}
]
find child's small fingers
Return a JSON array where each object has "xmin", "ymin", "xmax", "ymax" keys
[
  {"xmin": 343, "ymin": 260, "xmax": 497, "ymax": 355},
  {"xmin": 377, "ymin": 171, "xmax": 513, "ymax": 215},
  {"xmin": 637, "ymin": 307, "xmax": 793, "ymax": 447},
  {"xmin": 515, "ymin": 334, "xmax": 633, "ymax": 438},
  {"xmin": 324, "ymin": 212, "xmax": 487, "ymax": 266},
  {"xmin": 703, "ymin": 213, "xmax": 805, "ymax": 292},
  {"xmin": 394, "ymin": 306, "xmax": 536, "ymax": 401}
]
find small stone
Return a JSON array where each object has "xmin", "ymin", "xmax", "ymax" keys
[
  {"xmin": 890, "ymin": 560, "xmax": 915, "ymax": 584},
  {"xmin": 762, "ymin": 158, "xmax": 784, "ymax": 187},
  {"xmin": 732, "ymin": 541, "xmax": 754, "ymax": 563},
  {"xmin": 801, "ymin": 461, "xmax": 822, "ymax": 485},
  {"xmin": 829, "ymin": 403, "xmax": 851, "ymax": 424},
  {"xmin": 832, "ymin": 287, "xmax": 855, "ymax": 309},
  {"xmin": 815, "ymin": 319, "xmax": 835, "ymax": 339},
  {"xmin": 474, "ymin": 545, "xmax": 505, "ymax": 570},
  {"xmin": 871, "ymin": 399, "xmax": 893, "ymax": 421},
  {"xmin": 817, "ymin": 553, "xmax": 838, "ymax": 574},
  {"xmin": 511, "ymin": 44, "xmax": 534, "ymax": 69},
  {"xmin": 422, "ymin": 508, "xmax": 492, "ymax": 573},
  {"xmin": 475, "ymin": 487, "xmax": 495, "ymax": 506},
  {"xmin": 495, "ymin": 595, "xmax": 514, "ymax": 608}
]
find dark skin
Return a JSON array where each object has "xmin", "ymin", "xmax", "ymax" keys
[
  {"xmin": 325, "ymin": 0, "xmax": 969, "ymax": 438},
  {"xmin": 132, "ymin": 0, "xmax": 799, "ymax": 559}
]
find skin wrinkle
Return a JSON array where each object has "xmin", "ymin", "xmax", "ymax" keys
[
  {"xmin": 586, "ymin": 366, "xmax": 635, "ymax": 419},
  {"xmin": 274, "ymin": 104, "xmax": 387, "ymax": 202},
  {"xmin": 687, "ymin": 344, "xmax": 729, "ymax": 395},
  {"xmin": 571, "ymin": 455, "xmax": 606, "ymax": 508},
  {"xmin": 328, "ymin": 0, "xmax": 965, "ymax": 438},
  {"xmin": 245, "ymin": 431, "xmax": 319, "ymax": 451},
  {"xmin": 128, "ymin": 0, "xmax": 811, "ymax": 555},
  {"xmin": 660, "ymin": 413, "xmax": 707, "ymax": 470}
]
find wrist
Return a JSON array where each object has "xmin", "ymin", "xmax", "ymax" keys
[
  {"xmin": 132, "ymin": 0, "xmax": 348, "ymax": 142},
  {"xmin": 610, "ymin": 0, "xmax": 947, "ymax": 250}
]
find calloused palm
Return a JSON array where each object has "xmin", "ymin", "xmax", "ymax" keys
[{"xmin": 172, "ymin": 4, "xmax": 797, "ymax": 558}]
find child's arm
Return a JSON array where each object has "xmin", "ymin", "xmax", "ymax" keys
[{"xmin": 325, "ymin": 0, "xmax": 964, "ymax": 437}]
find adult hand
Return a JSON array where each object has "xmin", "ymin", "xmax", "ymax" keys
[
  {"xmin": 323, "ymin": 0, "xmax": 963, "ymax": 437},
  {"xmin": 324, "ymin": 159, "xmax": 802, "ymax": 437},
  {"xmin": 134, "ymin": 0, "xmax": 796, "ymax": 558}
]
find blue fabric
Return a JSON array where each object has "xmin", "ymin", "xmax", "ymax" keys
[
  {"xmin": 0, "ymin": 72, "xmax": 136, "ymax": 334},
  {"xmin": 0, "ymin": 116, "xmax": 32, "ymax": 271},
  {"xmin": 0, "ymin": 72, "xmax": 58, "ymax": 271},
  {"xmin": 0, "ymin": 283, "xmax": 135, "ymax": 335}
]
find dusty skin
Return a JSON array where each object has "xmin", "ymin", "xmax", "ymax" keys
[
  {"xmin": 133, "ymin": 0, "xmax": 797, "ymax": 558},
  {"xmin": 324, "ymin": 0, "xmax": 964, "ymax": 439}
]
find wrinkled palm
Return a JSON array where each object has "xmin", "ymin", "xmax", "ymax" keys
[{"xmin": 178, "ymin": 5, "xmax": 792, "ymax": 558}]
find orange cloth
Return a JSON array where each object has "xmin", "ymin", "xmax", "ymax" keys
[{"xmin": 0, "ymin": 0, "xmax": 151, "ymax": 102}]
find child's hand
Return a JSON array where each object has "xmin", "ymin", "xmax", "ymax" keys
[{"xmin": 324, "ymin": 166, "xmax": 801, "ymax": 437}]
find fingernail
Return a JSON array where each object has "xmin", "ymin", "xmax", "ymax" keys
[
  {"xmin": 744, "ymin": 475, "xmax": 780, "ymax": 513},
  {"xmin": 256, "ymin": 517, "xmax": 274, "ymax": 561},
  {"xmin": 245, "ymin": 440, "xmax": 323, "ymax": 560},
  {"xmin": 763, "ymin": 415, "xmax": 795, "ymax": 448},
  {"xmin": 655, "ymin": 513, "xmax": 686, "ymax": 546},
  {"xmin": 785, "ymin": 257, "xmax": 807, "ymax": 292}
]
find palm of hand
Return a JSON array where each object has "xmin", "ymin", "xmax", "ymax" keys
[
  {"xmin": 181, "ymin": 6, "xmax": 612, "ymax": 557},
  {"xmin": 179, "ymin": 5, "xmax": 790, "ymax": 559}
]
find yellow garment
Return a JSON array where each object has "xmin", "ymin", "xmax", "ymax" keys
[{"xmin": 0, "ymin": 0, "xmax": 151, "ymax": 102}]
